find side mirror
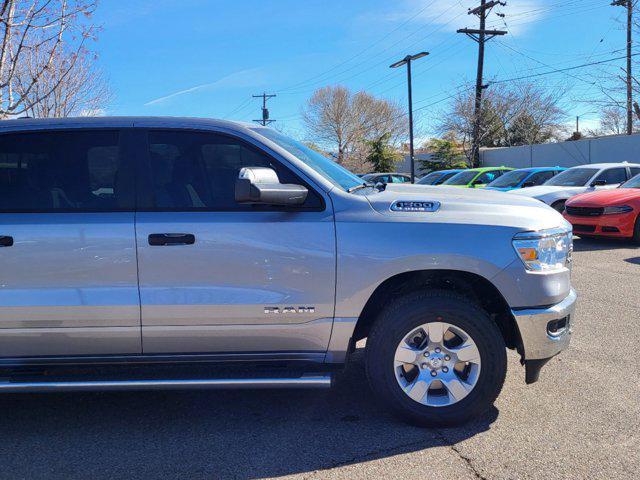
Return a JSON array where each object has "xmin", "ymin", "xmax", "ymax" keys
[
  {"xmin": 590, "ymin": 179, "xmax": 607, "ymax": 187},
  {"xmin": 472, "ymin": 179, "xmax": 483, "ymax": 187},
  {"xmin": 522, "ymin": 181, "xmax": 535, "ymax": 188},
  {"xmin": 235, "ymin": 167, "xmax": 308, "ymax": 206}
]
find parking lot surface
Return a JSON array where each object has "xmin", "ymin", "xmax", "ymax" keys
[{"xmin": 0, "ymin": 238, "xmax": 638, "ymax": 480}]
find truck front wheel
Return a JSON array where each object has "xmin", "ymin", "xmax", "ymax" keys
[{"xmin": 365, "ymin": 290, "xmax": 507, "ymax": 427}]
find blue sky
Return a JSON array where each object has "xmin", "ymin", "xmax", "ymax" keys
[{"xmin": 94, "ymin": 0, "xmax": 626, "ymax": 141}]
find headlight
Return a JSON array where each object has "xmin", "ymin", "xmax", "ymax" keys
[
  {"xmin": 602, "ymin": 205, "xmax": 633, "ymax": 215},
  {"xmin": 512, "ymin": 228, "xmax": 572, "ymax": 272}
]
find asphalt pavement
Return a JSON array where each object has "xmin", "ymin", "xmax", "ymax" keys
[{"xmin": 0, "ymin": 237, "xmax": 638, "ymax": 479}]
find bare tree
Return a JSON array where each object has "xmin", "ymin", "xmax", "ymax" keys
[
  {"xmin": 439, "ymin": 82, "xmax": 566, "ymax": 163},
  {"xmin": 0, "ymin": 0, "xmax": 98, "ymax": 118},
  {"xmin": 16, "ymin": 47, "xmax": 110, "ymax": 117},
  {"xmin": 301, "ymin": 85, "xmax": 405, "ymax": 170}
]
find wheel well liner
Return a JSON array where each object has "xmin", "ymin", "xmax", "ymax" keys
[{"xmin": 353, "ymin": 270, "xmax": 521, "ymax": 351}]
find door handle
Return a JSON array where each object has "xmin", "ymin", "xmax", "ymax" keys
[
  {"xmin": 0, "ymin": 236, "xmax": 13, "ymax": 247},
  {"xmin": 148, "ymin": 233, "xmax": 195, "ymax": 246}
]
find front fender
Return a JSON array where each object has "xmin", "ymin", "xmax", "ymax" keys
[{"xmin": 334, "ymin": 221, "xmax": 517, "ymax": 318}]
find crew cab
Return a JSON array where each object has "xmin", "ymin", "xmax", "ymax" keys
[{"xmin": 0, "ymin": 117, "xmax": 575, "ymax": 426}]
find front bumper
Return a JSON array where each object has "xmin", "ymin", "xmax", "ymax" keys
[
  {"xmin": 512, "ymin": 288, "xmax": 576, "ymax": 361},
  {"xmin": 563, "ymin": 211, "xmax": 636, "ymax": 238}
]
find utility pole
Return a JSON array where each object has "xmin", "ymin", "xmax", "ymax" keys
[
  {"xmin": 458, "ymin": 1, "xmax": 507, "ymax": 167},
  {"xmin": 612, "ymin": 0, "xmax": 634, "ymax": 135},
  {"xmin": 252, "ymin": 92, "xmax": 276, "ymax": 126}
]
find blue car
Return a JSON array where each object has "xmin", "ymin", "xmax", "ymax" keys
[
  {"xmin": 485, "ymin": 167, "xmax": 566, "ymax": 192},
  {"xmin": 417, "ymin": 169, "xmax": 465, "ymax": 186}
]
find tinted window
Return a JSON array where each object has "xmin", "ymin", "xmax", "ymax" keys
[
  {"xmin": 417, "ymin": 171, "xmax": 443, "ymax": 185},
  {"xmin": 629, "ymin": 167, "xmax": 640, "ymax": 177},
  {"xmin": 391, "ymin": 175, "xmax": 409, "ymax": 183},
  {"xmin": 444, "ymin": 170, "xmax": 478, "ymax": 185},
  {"xmin": 487, "ymin": 170, "xmax": 530, "ymax": 188},
  {"xmin": 436, "ymin": 171, "xmax": 460, "ymax": 184},
  {"xmin": 622, "ymin": 173, "xmax": 640, "ymax": 188},
  {"xmin": 527, "ymin": 170, "xmax": 556, "ymax": 186},
  {"xmin": 0, "ymin": 130, "xmax": 128, "ymax": 212},
  {"xmin": 476, "ymin": 170, "xmax": 502, "ymax": 184},
  {"xmin": 147, "ymin": 130, "xmax": 322, "ymax": 210},
  {"xmin": 595, "ymin": 168, "xmax": 627, "ymax": 185},
  {"xmin": 545, "ymin": 168, "xmax": 598, "ymax": 187}
]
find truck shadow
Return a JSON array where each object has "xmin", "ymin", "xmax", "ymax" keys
[{"xmin": 0, "ymin": 351, "xmax": 497, "ymax": 480}]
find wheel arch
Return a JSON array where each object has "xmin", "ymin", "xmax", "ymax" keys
[{"xmin": 352, "ymin": 269, "xmax": 521, "ymax": 352}]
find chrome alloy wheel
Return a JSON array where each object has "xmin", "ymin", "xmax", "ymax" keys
[{"xmin": 393, "ymin": 321, "xmax": 481, "ymax": 407}]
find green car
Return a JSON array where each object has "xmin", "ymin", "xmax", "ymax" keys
[{"xmin": 441, "ymin": 167, "xmax": 514, "ymax": 188}]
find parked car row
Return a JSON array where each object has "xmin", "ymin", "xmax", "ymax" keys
[{"xmin": 362, "ymin": 161, "xmax": 640, "ymax": 243}]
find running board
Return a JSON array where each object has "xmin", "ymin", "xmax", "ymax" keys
[{"xmin": 0, "ymin": 375, "xmax": 333, "ymax": 393}]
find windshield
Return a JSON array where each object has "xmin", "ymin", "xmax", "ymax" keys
[
  {"xmin": 417, "ymin": 171, "xmax": 444, "ymax": 185},
  {"xmin": 544, "ymin": 168, "xmax": 598, "ymax": 187},
  {"xmin": 621, "ymin": 173, "xmax": 640, "ymax": 188},
  {"xmin": 487, "ymin": 170, "xmax": 531, "ymax": 188},
  {"xmin": 443, "ymin": 170, "xmax": 478, "ymax": 186},
  {"xmin": 252, "ymin": 128, "xmax": 363, "ymax": 191}
]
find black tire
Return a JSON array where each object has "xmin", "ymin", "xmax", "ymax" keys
[
  {"xmin": 551, "ymin": 200, "xmax": 566, "ymax": 213},
  {"xmin": 633, "ymin": 215, "xmax": 640, "ymax": 244},
  {"xmin": 366, "ymin": 290, "xmax": 507, "ymax": 427}
]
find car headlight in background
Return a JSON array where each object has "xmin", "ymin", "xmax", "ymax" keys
[
  {"xmin": 602, "ymin": 205, "xmax": 633, "ymax": 215},
  {"xmin": 512, "ymin": 228, "xmax": 573, "ymax": 272}
]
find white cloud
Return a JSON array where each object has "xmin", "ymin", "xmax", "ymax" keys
[
  {"xmin": 144, "ymin": 67, "xmax": 264, "ymax": 106},
  {"xmin": 378, "ymin": 0, "xmax": 547, "ymax": 36}
]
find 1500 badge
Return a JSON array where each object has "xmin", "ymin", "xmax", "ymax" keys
[{"xmin": 264, "ymin": 306, "xmax": 316, "ymax": 314}]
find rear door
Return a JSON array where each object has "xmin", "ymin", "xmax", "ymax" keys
[
  {"xmin": 0, "ymin": 129, "xmax": 140, "ymax": 357},
  {"xmin": 134, "ymin": 129, "xmax": 336, "ymax": 357}
]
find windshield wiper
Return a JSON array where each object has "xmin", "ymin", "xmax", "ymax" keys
[{"xmin": 348, "ymin": 182, "xmax": 376, "ymax": 193}]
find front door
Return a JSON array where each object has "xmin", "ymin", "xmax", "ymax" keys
[
  {"xmin": 134, "ymin": 129, "xmax": 336, "ymax": 357},
  {"xmin": 0, "ymin": 129, "xmax": 140, "ymax": 357}
]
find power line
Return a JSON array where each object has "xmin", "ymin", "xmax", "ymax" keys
[
  {"xmin": 277, "ymin": 3, "xmax": 465, "ymax": 96},
  {"xmin": 489, "ymin": 52, "xmax": 640, "ymax": 85},
  {"xmin": 275, "ymin": 1, "xmax": 438, "ymax": 94}
]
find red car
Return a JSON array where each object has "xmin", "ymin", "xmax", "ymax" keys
[{"xmin": 563, "ymin": 174, "xmax": 640, "ymax": 242}]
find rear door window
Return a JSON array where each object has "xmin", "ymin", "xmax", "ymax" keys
[
  {"xmin": 527, "ymin": 170, "xmax": 555, "ymax": 185},
  {"xmin": 476, "ymin": 170, "xmax": 501, "ymax": 184},
  {"xmin": 595, "ymin": 167, "xmax": 627, "ymax": 185},
  {"xmin": 0, "ymin": 130, "xmax": 131, "ymax": 212}
]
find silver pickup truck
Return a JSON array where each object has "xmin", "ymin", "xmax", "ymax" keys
[{"xmin": 0, "ymin": 117, "xmax": 575, "ymax": 426}]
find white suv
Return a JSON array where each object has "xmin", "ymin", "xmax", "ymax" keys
[{"xmin": 510, "ymin": 162, "xmax": 640, "ymax": 211}]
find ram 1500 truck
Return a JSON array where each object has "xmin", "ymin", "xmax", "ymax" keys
[{"xmin": 0, "ymin": 117, "xmax": 575, "ymax": 426}]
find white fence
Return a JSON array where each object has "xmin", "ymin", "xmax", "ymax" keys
[{"xmin": 480, "ymin": 133, "xmax": 640, "ymax": 168}]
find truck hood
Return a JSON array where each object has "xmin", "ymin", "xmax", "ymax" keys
[
  {"xmin": 364, "ymin": 184, "xmax": 569, "ymax": 231},
  {"xmin": 567, "ymin": 188, "xmax": 640, "ymax": 206}
]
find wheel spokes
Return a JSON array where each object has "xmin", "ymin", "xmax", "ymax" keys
[
  {"xmin": 395, "ymin": 344, "xmax": 419, "ymax": 364},
  {"xmin": 404, "ymin": 378, "xmax": 430, "ymax": 402},
  {"xmin": 442, "ymin": 376, "xmax": 471, "ymax": 402},
  {"xmin": 427, "ymin": 322, "xmax": 445, "ymax": 344},
  {"xmin": 394, "ymin": 321, "xmax": 481, "ymax": 408},
  {"xmin": 454, "ymin": 340, "xmax": 481, "ymax": 364}
]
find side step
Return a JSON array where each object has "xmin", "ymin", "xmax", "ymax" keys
[{"xmin": 0, "ymin": 374, "xmax": 333, "ymax": 393}]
